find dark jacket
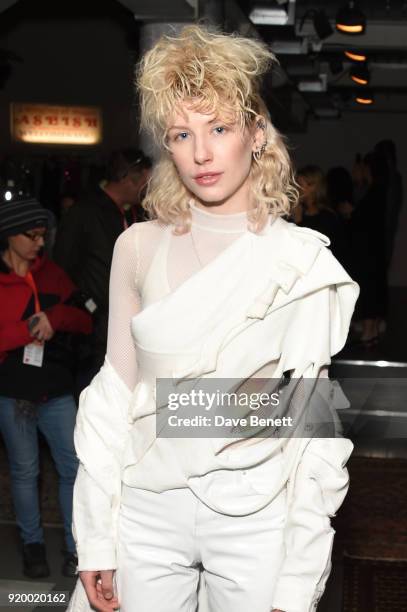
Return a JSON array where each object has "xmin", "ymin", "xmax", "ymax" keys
[
  {"xmin": 350, "ymin": 183, "xmax": 387, "ymax": 318},
  {"xmin": 0, "ymin": 254, "xmax": 92, "ymax": 401},
  {"xmin": 53, "ymin": 187, "xmax": 126, "ymax": 363},
  {"xmin": 297, "ymin": 208, "xmax": 349, "ymax": 270}
]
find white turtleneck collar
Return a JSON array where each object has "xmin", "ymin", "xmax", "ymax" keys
[{"xmin": 189, "ymin": 200, "xmax": 250, "ymax": 234}]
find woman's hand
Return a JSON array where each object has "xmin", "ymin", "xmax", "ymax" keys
[
  {"xmin": 28, "ymin": 312, "xmax": 54, "ymax": 342},
  {"xmin": 79, "ymin": 570, "xmax": 119, "ymax": 612}
]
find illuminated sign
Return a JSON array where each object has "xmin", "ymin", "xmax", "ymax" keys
[{"xmin": 10, "ymin": 103, "xmax": 102, "ymax": 145}]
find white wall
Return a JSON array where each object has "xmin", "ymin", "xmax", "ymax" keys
[{"xmin": 287, "ymin": 112, "xmax": 407, "ymax": 287}]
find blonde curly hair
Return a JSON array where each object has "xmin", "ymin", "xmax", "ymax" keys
[{"xmin": 136, "ymin": 24, "xmax": 298, "ymax": 233}]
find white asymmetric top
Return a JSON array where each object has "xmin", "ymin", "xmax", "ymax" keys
[{"xmin": 70, "ymin": 202, "xmax": 359, "ymax": 612}]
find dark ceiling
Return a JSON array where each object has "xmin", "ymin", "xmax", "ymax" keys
[
  {"xmin": 116, "ymin": 0, "xmax": 407, "ymax": 128},
  {"xmin": 1, "ymin": 0, "xmax": 406, "ymax": 130},
  {"xmin": 235, "ymin": 0, "xmax": 407, "ymax": 128}
]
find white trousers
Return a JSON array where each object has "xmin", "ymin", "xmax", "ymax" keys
[{"xmin": 116, "ymin": 485, "xmax": 287, "ymax": 612}]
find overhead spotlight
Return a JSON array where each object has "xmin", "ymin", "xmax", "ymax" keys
[
  {"xmin": 313, "ymin": 10, "xmax": 333, "ymax": 40},
  {"xmin": 344, "ymin": 49, "xmax": 367, "ymax": 62},
  {"xmin": 336, "ymin": 1, "xmax": 366, "ymax": 34},
  {"xmin": 350, "ymin": 63, "xmax": 370, "ymax": 85},
  {"xmin": 250, "ymin": 1, "xmax": 295, "ymax": 26},
  {"xmin": 355, "ymin": 90, "xmax": 374, "ymax": 105}
]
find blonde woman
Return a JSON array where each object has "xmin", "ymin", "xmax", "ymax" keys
[{"xmin": 68, "ymin": 25, "xmax": 359, "ymax": 612}]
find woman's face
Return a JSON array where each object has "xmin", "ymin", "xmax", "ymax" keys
[
  {"xmin": 7, "ymin": 227, "xmax": 46, "ymax": 262},
  {"xmin": 166, "ymin": 103, "xmax": 263, "ymax": 212}
]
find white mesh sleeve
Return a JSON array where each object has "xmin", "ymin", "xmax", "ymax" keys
[
  {"xmin": 73, "ymin": 227, "xmax": 141, "ymax": 571},
  {"xmin": 106, "ymin": 225, "xmax": 142, "ymax": 390}
]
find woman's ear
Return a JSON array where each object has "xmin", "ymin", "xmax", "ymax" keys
[{"xmin": 252, "ymin": 116, "xmax": 267, "ymax": 154}]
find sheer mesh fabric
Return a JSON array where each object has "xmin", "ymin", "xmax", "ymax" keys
[
  {"xmin": 106, "ymin": 220, "xmax": 160, "ymax": 390},
  {"xmin": 107, "ymin": 202, "xmax": 254, "ymax": 390}
]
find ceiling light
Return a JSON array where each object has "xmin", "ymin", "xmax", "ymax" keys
[
  {"xmin": 250, "ymin": 7, "xmax": 288, "ymax": 25},
  {"xmin": 336, "ymin": 2, "xmax": 366, "ymax": 34},
  {"xmin": 355, "ymin": 90, "xmax": 374, "ymax": 104},
  {"xmin": 249, "ymin": 0, "xmax": 296, "ymax": 26},
  {"xmin": 350, "ymin": 64, "xmax": 370, "ymax": 85},
  {"xmin": 344, "ymin": 49, "xmax": 367, "ymax": 62}
]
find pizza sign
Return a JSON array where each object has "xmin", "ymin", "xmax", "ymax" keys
[{"xmin": 11, "ymin": 103, "xmax": 102, "ymax": 145}]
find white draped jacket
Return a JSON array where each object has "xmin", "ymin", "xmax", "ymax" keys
[{"xmin": 69, "ymin": 215, "xmax": 359, "ymax": 612}]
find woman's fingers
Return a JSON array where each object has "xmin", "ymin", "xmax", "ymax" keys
[
  {"xmin": 80, "ymin": 571, "xmax": 119, "ymax": 612},
  {"xmin": 95, "ymin": 582, "xmax": 119, "ymax": 610},
  {"xmin": 30, "ymin": 318, "xmax": 53, "ymax": 342},
  {"xmin": 100, "ymin": 570, "xmax": 116, "ymax": 601}
]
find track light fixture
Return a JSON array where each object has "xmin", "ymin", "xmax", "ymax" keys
[
  {"xmin": 344, "ymin": 49, "xmax": 367, "ymax": 62},
  {"xmin": 350, "ymin": 64, "xmax": 370, "ymax": 85},
  {"xmin": 355, "ymin": 90, "xmax": 374, "ymax": 105},
  {"xmin": 336, "ymin": 2, "xmax": 366, "ymax": 34}
]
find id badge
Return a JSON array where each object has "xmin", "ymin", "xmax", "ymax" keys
[{"xmin": 23, "ymin": 343, "xmax": 44, "ymax": 367}]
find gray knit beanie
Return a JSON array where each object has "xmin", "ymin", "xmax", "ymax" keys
[{"xmin": 0, "ymin": 198, "xmax": 48, "ymax": 239}]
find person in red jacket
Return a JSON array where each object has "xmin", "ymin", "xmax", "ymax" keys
[{"xmin": 0, "ymin": 197, "xmax": 92, "ymax": 579}]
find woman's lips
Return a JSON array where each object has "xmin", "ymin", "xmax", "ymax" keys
[{"xmin": 194, "ymin": 173, "xmax": 222, "ymax": 186}]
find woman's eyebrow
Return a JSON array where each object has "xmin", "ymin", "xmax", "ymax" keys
[
  {"xmin": 168, "ymin": 117, "xmax": 222, "ymax": 131},
  {"xmin": 168, "ymin": 125, "xmax": 189, "ymax": 131}
]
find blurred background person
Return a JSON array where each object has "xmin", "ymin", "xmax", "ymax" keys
[
  {"xmin": 326, "ymin": 166, "xmax": 354, "ymax": 222},
  {"xmin": 125, "ymin": 154, "xmax": 152, "ymax": 223},
  {"xmin": 374, "ymin": 139, "xmax": 403, "ymax": 268},
  {"xmin": 350, "ymin": 151, "xmax": 389, "ymax": 346},
  {"xmin": 351, "ymin": 153, "xmax": 368, "ymax": 205},
  {"xmin": 294, "ymin": 165, "xmax": 348, "ymax": 266},
  {"xmin": 0, "ymin": 197, "xmax": 92, "ymax": 579},
  {"xmin": 59, "ymin": 188, "xmax": 78, "ymax": 216},
  {"xmin": 53, "ymin": 148, "xmax": 150, "ymax": 393}
]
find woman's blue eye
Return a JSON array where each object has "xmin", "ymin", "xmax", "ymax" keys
[
  {"xmin": 214, "ymin": 126, "xmax": 226, "ymax": 134},
  {"xmin": 175, "ymin": 132, "xmax": 189, "ymax": 140}
]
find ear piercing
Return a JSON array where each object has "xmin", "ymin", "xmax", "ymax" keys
[
  {"xmin": 253, "ymin": 140, "xmax": 267, "ymax": 160},
  {"xmin": 253, "ymin": 119, "xmax": 267, "ymax": 159}
]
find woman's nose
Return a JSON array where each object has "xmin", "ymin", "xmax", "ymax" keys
[{"xmin": 194, "ymin": 137, "xmax": 213, "ymax": 165}]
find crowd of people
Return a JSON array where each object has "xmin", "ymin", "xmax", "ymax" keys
[
  {"xmin": 0, "ymin": 131, "xmax": 402, "ymax": 586},
  {"xmin": 294, "ymin": 140, "xmax": 402, "ymax": 347},
  {"xmin": 0, "ymin": 148, "xmax": 151, "ymax": 579}
]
